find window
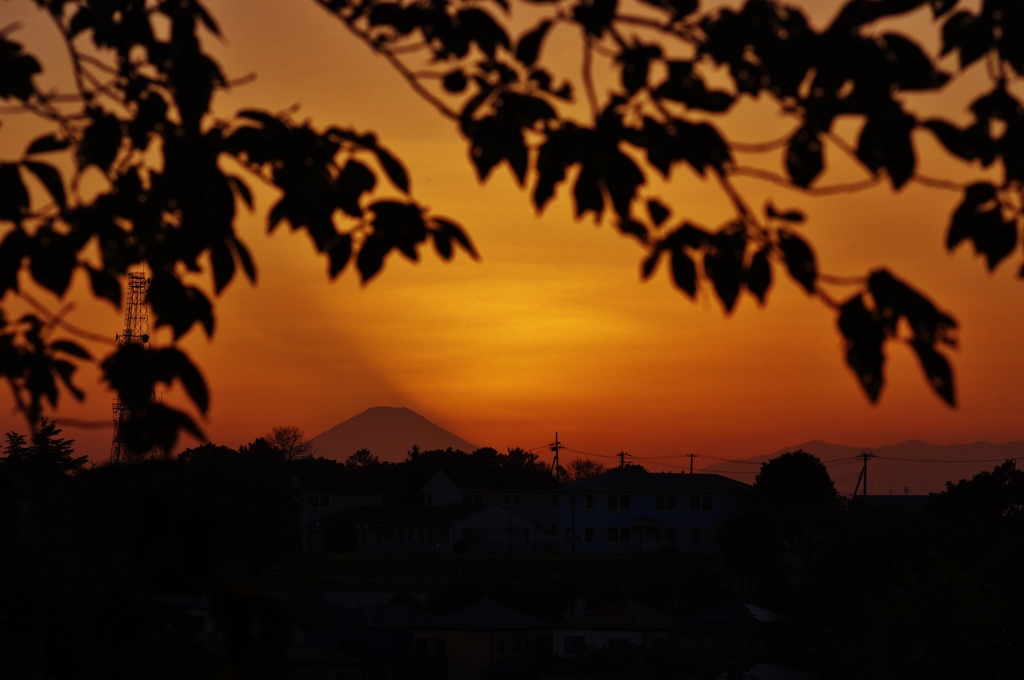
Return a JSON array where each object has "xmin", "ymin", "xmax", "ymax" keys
[
  {"xmin": 307, "ymin": 495, "xmax": 331, "ymax": 509},
  {"xmin": 690, "ymin": 495, "xmax": 713, "ymax": 512},
  {"xmin": 498, "ymin": 637, "xmax": 505, "ymax": 652},
  {"xmin": 308, "ymin": 495, "xmax": 319, "ymax": 509},
  {"xmin": 564, "ymin": 635, "xmax": 585, "ymax": 655},
  {"xmin": 666, "ymin": 528, "xmax": 677, "ymax": 544},
  {"xmin": 608, "ymin": 527, "xmax": 632, "ymax": 543},
  {"xmin": 513, "ymin": 637, "xmax": 523, "ymax": 652},
  {"xmin": 514, "ymin": 494, "xmax": 521, "ymax": 506},
  {"xmin": 703, "ymin": 527, "xmax": 717, "ymax": 543},
  {"xmin": 504, "ymin": 493, "xmax": 511, "ymax": 505},
  {"xmin": 655, "ymin": 494, "xmax": 677, "ymax": 511},
  {"xmin": 584, "ymin": 527, "xmax": 594, "ymax": 543},
  {"xmin": 426, "ymin": 493, "xmax": 433, "ymax": 507},
  {"xmin": 690, "ymin": 528, "xmax": 702, "ymax": 543},
  {"xmin": 550, "ymin": 494, "xmax": 560, "ymax": 508},
  {"xmin": 584, "ymin": 494, "xmax": 593, "ymax": 510},
  {"xmin": 608, "ymin": 494, "xmax": 631, "ymax": 510}
]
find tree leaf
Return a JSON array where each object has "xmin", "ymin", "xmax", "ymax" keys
[
  {"xmin": 778, "ymin": 230, "xmax": 817, "ymax": 293},
  {"xmin": 443, "ymin": 70, "xmax": 468, "ymax": 93},
  {"xmin": 647, "ymin": 199, "xmax": 670, "ymax": 226},
  {"xmin": 670, "ymin": 248, "xmax": 697, "ymax": 297},
  {"xmin": 25, "ymin": 134, "xmax": 71, "ymax": 155},
  {"xmin": 372, "ymin": 145, "xmax": 410, "ymax": 193},
  {"xmin": 786, "ymin": 126, "xmax": 823, "ymax": 187},
  {"xmin": 515, "ymin": 20, "xmax": 551, "ymax": 67},
  {"xmin": 911, "ymin": 339, "xmax": 956, "ymax": 405},
  {"xmin": 837, "ymin": 295, "xmax": 886, "ymax": 402},
  {"xmin": 0, "ymin": 163, "xmax": 29, "ymax": 221},
  {"xmin": 327, "ymin": 233, "xmax": 352, "ymax": 278},
  {"xmin": 23, "ymin": 161, "xmax": 66, "ymax": 211},
  {"xmin": 641, "ymin": 249, "xmax": 662, "ymax": 279},
  {"xmin": 747, "ymin": 246, "xmax": 772, "ymax": 304},
  {"xmin": 87, "ymin": 266, "xmax": 122, "ymax": 306}
]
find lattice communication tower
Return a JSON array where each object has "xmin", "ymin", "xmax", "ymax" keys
[{"xmin": 110, "ymin": 272, "xmax": 151, "ymax": 463}]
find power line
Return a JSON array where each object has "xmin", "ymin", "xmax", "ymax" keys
[{"xmin": 873, "ymin": 455, "xmax": 1019, "ymax": 463}]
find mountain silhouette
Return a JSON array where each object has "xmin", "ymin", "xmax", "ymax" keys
[
  {"xmin": 310, "ymin": 406, "xmax": 478, "ymax": 463},
  {"xmin": 700, "ymin": 439, "xmax": 1024, "ymax": 496}
]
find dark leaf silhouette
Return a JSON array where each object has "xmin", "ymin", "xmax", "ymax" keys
[{"xmin": 778, "ymin": 230, "xmax": 817, "ymax": 293}]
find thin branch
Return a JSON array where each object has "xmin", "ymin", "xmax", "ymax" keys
[
  {"xmin": 731, "ymin": 134, "xmax": 792, "ymax": 154},
  {"xmin": 17, "ymin": 290, "xmax": 117, "ymax": 346},
  {"xmin": 818, "ymin": 273, "xmax": 867, "ymax": 286},
  {"xmin": 338, "ymin": 24, "xmax": 459, "ymax": 121},
  {"xmin": 732, "ymin": 165, "xmax": 883, "ymax": 195},
  {"xmin": 913, "ymin": 174, "xmax": 969, "ymax": 192},
  {"xmin": 716, "ymin": 170, "xmax": 753, "ymax": 222},
  {"xmin": 582, "ymin": 34, "xmax": 599, "ymax": 118}
]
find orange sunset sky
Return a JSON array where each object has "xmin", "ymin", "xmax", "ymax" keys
[{"xmin": 2, "ymin": 0, "xmax": 1023, "ymax": 471}]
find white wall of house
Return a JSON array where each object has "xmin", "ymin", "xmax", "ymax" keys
[
  {"xmin": 558, "ymin": 485, "xmax": 746, "ymax": 555},
  {"xmin": 422, "ymin": 471, "xmax": 461, "ymax": 507}
]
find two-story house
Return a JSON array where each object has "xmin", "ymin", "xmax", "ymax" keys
[{"xmin": 557, "ymin": 468, "xmax": 752, "ymax": 554}]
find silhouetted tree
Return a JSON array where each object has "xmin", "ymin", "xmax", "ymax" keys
[
  {"xmin": 345, "ymin": 447, "xmax": 380, "ymax": 468},
  {"xmin": 265, "ymin": 425, "xmax": 315, "ymax": 461},
  {"xmin": 3, "ymin": 0, "xmax": 1018, "ymax": 448},
  {"xmin": 754, "ymin": 450, "xmax": 841, "ymax": 513},
  {"xmin": 568, "ymin": 458, "xmax": 606, "ymax": 481},
  {"xmin": 1, "ymin": 419, "xmax": 88, "ymax": 488}
]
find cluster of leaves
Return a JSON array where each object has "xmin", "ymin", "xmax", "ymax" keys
[
  {"xmin": 5, "ymin": 0, "xmax": 1024, "ymax": 449},
  {"xmin": 0, "ymin": 0, "xmax": 475, "ymax": 455},
  {"xmin": 320, "ymin": 0, "xmax": 1024, "ymax": 406}
]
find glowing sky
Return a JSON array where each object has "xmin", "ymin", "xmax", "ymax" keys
[{"xmin": 3, "ymin": 0, "xmax": 1024, "ymax": 473}]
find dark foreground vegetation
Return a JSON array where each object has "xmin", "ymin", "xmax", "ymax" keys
[{"xmin": 2, "ymin": 427, "xmax": 1023, "ymax": 679}]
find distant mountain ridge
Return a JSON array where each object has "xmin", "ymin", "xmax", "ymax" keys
[
  {"xmin": 311, "ymin": 406, "xmax": 478, "ymax": 463},
  {"xmin": 700, "ymin": 439, "xmax": 1024, "ymax": 496}
]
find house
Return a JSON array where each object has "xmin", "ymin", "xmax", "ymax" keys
[
  {"xmin": 423, "ymin": 468, "xmax": 561, "ymax": 551},
  {"xmin": 539, "ymin": 641, "xmax": 695, "ymax": 680},
  {"xmin": 289, "ymin": 597, "xmax": 438, "ymax": 680},
  {"xmin": 673, "ymin": 602, "xmax": 793, "ymax": 670},
  {"xmin": 554, "ymin": 599, "xmax": 682, "ymax": 657},
  {"xmin": 557, "ymin": 468, "xmax": 752, "ymax": 554},
  {"xmin": 319, "ymin": 502, "xmax": 546, "ymax": 555},
  {"xmin": 411, "ymin": 502, "xmax": 542, "ymax": 555},
  {"xmin": 413, "ymin": 599, "xmax": 552, "ymax": 680},
  {"xmin": 299, "ymin": 469, "xmax": 424, "ymax": 553}
]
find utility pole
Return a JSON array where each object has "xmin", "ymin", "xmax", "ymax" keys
[
  {"xmin": 550, "ymin": 432, "xmax": 563, "ymax": 475},
  {"xmin": 618, "ymin": 451, "xmax": 627, "ymax": 468},
  {"xmin": 852, "ymin": 451, "xmax": 874, "ymax": 497},
  {"xmin": 686, "ymin": 453, "xmax": 699, "ymax": 474}
]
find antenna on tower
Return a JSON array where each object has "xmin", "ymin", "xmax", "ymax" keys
[{"xmin": 110, "ymin": 271, "xmax": 152, "ymax": 464}]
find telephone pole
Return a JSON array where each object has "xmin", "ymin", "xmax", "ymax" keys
[
  {"xmin": 852, "ymin": 451, "xmax": 874, "ymax": 497},
  {"xmin": 549, "ymin": 432, "xmax": 563, "ymax": 475},
  {"xmin": 618, "ymin": 451, "xmax": 627, "ymax": 468},
  {"xmin": 686, "ymin": 453, "xmax": 699, "ymax": 474}
]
